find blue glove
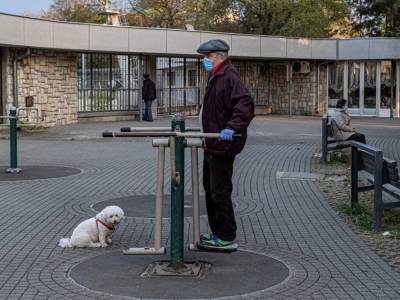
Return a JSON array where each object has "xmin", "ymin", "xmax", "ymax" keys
[{"xmin": 220, "ymin": 128, "xmax": 235, "ymax": 141}]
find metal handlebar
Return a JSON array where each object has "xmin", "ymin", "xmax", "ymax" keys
[
  {"xmin": 103, "ymin": 131, "xmax": 241, "ymax": 138},
  {"xmin": 121, "ymin": 127, "xmax": 200, "ymax": 132}
]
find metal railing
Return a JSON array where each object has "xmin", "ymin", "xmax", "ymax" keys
[{"xmin": 78, "ymin": 53, "xmax": 272, "ymax": 116}]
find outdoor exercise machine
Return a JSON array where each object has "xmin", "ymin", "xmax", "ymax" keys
[
  {"xmin": 0, "ymin": 107, "xmax": 21, "ymax": 173},
  {"xmin": 103, "ymin": 113, "xmax": 238, "ymax": 276}
]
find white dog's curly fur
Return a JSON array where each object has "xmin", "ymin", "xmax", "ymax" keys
[{"xmin": 59, "ymin": 206, "xmax": 124, "ymax": 248}]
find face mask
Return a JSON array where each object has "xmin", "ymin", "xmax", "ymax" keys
[{"xmin": 202, "ymin": 57, "xmax": 214, "ymax": 73}]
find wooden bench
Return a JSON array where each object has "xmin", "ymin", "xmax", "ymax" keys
[
  {"xmin": 322, "ymin": 115, "xmax": 351, "ymax": 162},
  {"xmin": 351, "ymin": 141, "xmax": 400, "ymax": 230}
]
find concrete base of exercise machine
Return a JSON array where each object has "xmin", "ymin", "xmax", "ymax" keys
[
  {"xmin": 0, "ymin": 165, "xmax": 81, "ymax": 181},
  {"xmin": 69, "ymin": 250, "xmax": 290, "ymax": 299}
]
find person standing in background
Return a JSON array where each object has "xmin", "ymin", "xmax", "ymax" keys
[{"xmin": 142, "ymin": 74, "xmax": 156, "ymax": 121}]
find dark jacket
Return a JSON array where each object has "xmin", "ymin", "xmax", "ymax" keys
[
  {"xmin": 142, "ymin": 78, "xmax": 156, "ymax": 101},
  {"xmin": 202, "ymin": 60, "xmax": 254, "ymax": 155}
]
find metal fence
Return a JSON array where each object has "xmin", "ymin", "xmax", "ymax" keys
[
  {"xmin": 155, "ymin": 58, "xmax": 270, "ymax": 115},
  {"xmin": 156, "ymin": 57, "xmax": 207, "ymax": 116},
  {"xmin": 78, "ymin": 53, "xmax": 271, "ymax": 115},
  {"xmin": 78, "ymin": 53, "xmax": 146, "ymax": 112}
]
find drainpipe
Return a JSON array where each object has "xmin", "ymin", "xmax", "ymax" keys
[{"xmin": 13, "ymin": 48, "xmax": 31, "ymax": 108}]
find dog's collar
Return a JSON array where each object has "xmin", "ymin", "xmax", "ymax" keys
[{"xmin": 96, "ymin": 219, "xmax": 114, "ymax": 231}]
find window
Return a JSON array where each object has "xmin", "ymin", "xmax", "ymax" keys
[
  {"xmin": 348, "ymin": 62, "xmax": 360, "ymax": 108},
  {"xmin": 364, "ymin": 62, "xmax": 376, "ymax": 109},
  {"xmin": 328, "ymin": 62, "xmax": 344, "ymax": 108},
  {"xmin": 381, "ymin": 61, "xmax": 396, "ymax": 109},
  {"xmin": 188, "ymin": 70, "xmax": 196, "ymax": 87}
]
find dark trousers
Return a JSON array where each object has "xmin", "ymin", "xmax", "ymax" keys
[
  {"xmin": 203, "ymin": 151, "xmax": 237, "ymax": 241},
  {"xmin": 347, "ymin": 132, "xmax": 366, "ymax": 144},
  {"xmin": 143, "ymin": 100, "xmax": 153, "ymax": 121}
]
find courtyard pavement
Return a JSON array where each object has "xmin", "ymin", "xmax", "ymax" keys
[{"xmin": 0, "ymin": 115, "xmax": 399, "ymax": 299}]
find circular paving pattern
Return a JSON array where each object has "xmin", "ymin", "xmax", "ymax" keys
[
  {"xmin": 69, "ymin": 250, "xmax": 290, "ymax": 299},
  {"xmin": 0, "ymin": 165, "xmax": 82, "ymax": 181},
  {"xmin": 92, "ymin": 195, "xmax": 207, "ymax": 218}
]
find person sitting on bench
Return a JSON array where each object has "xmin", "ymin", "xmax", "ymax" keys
[{"xmin": 332, "ymin": 98, "xmax": 366, "ymax": 144}]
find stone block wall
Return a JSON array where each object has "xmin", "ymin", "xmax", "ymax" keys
[
  {"xmin": 263, "ymin": 62, "xmax": 327, "ymax": 116},
  {"xmin": 5, "ymin": 49, "xmax": 78, "ymax": 127}
]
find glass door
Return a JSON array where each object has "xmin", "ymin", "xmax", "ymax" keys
[
  {"xmin": 347, "ymin": 62, "xmax": 361, "ymax": 115},
  {"xmin": 328, "ymin": 62, "xmax": 344, "ymax": 110},
  {"xmin": 363, "ymin": 62, "xmax": 377, "ymax": 115},
  {"xmin": 380, "ymin": 61, "xmax": 396, "ymax": 117}
]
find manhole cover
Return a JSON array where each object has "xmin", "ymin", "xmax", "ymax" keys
[
  {"xmin": 92, "ymin": 195, "xmax": 207, "ymax": 218},
  {"xmin": 69, "ymin": 250, "xmax": 290, "ymax": 299},
  {"xmin": 0, "ymin": 165, "xmax": 81, "ymax": 181}
]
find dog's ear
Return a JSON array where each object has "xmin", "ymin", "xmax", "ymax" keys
[{"xmin": 96, "ymin": 211, "xmax": 106, "ymax": 222}]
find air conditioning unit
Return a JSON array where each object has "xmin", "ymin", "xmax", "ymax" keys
[{"xmin": 292, "ymin": 61, "xmax": 310, "ymax": 74}]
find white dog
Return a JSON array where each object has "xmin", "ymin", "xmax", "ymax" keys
[{"xmin": 59, "ymin": 206, "xmax": 124, "ymax": 248}]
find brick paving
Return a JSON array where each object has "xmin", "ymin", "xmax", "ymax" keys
[{"xmin": 0, "ymin": 116, "xmax": 399, "ymax": 299}]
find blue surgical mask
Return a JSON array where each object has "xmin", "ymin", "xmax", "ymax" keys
[{"xmin": 202, "ymin": 58, "xmax": 214, "ymax": 73}]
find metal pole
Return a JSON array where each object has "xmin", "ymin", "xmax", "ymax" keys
[
  {"xmin": 6, "ymin": 107, "xmax": 21, "ymax": 173},
  {"xmin": 120, "ymin": 126, "xmax": 200, "ymax": 132},
  {"xmin": 170, "ymin": 113, "xmax": 185, "ymax": 268},
  {"xmin": 183, "ymin": 57, "xmax": 187, "ymax": 113},
  {"xmin": 191, "ymin": 145, "xmax": 200, "ymax": 245},
  {"xmin": 351, "ymin": 145, "xmax": 358, "ymax": 207},
  {"xmin": 168, "ymin": 57, "xmax": 172, "ymax": 114},
  {"xmin": 154, "ymin": 144, "xmax": 165, "ymax": 250},
  {"xmin": 138, "ymin": 55, "xmax": 144, "ymax": 121},
  {"xmin": 103, "ymin": 131, "xmax": 235, "ymax": 139}
]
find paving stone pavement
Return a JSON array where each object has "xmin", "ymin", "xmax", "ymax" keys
[{"xmin": 0, "ymin": 116, "xmax": 399, "ymax": 299}]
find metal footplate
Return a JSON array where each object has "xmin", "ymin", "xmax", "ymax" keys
[
  {"xmin": 196, "ymin": 241, "xmax": 238, "ymax": 253},
  {"xmin": 141, "ymin": 261, "xmax": 211, "ymax": 278}
]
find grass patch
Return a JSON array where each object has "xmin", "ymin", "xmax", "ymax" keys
[
  {"xmin": 333, "ymin": 190, "xmax": 400, "ymax": 240},
  {"xmin": 314, "ymin": 150, "xmax": 400, "ymax": 240}
]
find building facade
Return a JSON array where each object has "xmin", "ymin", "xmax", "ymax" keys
[{"xmin": 0, "ymin": 13, "xmax": 399, "ymax": 127}]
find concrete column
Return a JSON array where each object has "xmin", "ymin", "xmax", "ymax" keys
[
  {"xmin": 343, "ymin": 62, "xmax": 349, "ymax": 100},
  {"xmin": 0, "ymin": 49, "xmax": 7, "ymax": 118},
  {"xmin": 325, "ymin": 64, "xmax": 329, "ymax": 115},
  {"xmin": 2, "ymin": 48, "xmax": 14, "ymax": 115},
  {"xmin": 360, "ymin": 62, "xmax": 365, "ymax": 115},
  {"xmin": 376, "ymin": 62, "xmax": 381, "ymax": 116}
]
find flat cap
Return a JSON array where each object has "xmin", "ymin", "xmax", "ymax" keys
[{"xmin": 197, "ymin": 39, "xmax": 230, "ymax": 54}]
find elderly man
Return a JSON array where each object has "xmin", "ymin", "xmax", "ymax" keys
[{"xmin": 197, "ymin": 39, "xmax": 254, "ymax": 252}]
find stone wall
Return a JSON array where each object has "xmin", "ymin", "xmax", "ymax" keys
[
  {"xmin": 267, "ymin": 62, "xmax": 326, "ymax": 116},
  {"xmin": 4, "ymin": 49, "xmax": 78, "ymax": 127},
  {"xmin": 239, "ymin": 61, "xmax": 327, "ymax": 116}
]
